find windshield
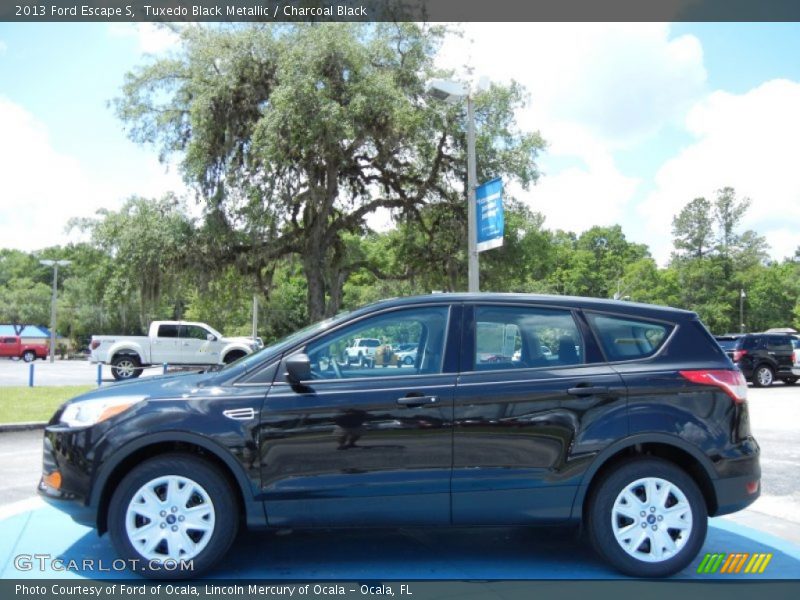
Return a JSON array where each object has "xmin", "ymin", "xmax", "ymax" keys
[{"xmin": 220, "ymin": 310, "xmax": 351, "ymax": 372}]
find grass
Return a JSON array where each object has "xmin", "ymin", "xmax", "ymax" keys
[{"xmin": 0, "ymin": 386, "xmax": 94, "ymax": 424}]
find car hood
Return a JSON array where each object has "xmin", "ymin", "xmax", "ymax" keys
[{"xmin": 64, "ymin": 370, "xmax": 217, "ymax": 404}]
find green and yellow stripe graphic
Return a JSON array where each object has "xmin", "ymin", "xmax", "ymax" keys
[{"xmin": 697, "ymin": 552, "xmax": 772, "ymax": 574}]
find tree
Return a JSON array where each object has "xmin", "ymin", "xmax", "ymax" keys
[
  {"xmin": 115, "ymin": 23, "xmax": 544, "ymax": 321},
  {"xmin": 0, "ymin": 278, "xmax": 51, "ymax": 335},
  {"xmin": 70, "ymin": 195, "xmax": 194, "ymax": 331},
  {"xmin": 671, "ymin": 197, "xmax": 713, "ymax": 259}
]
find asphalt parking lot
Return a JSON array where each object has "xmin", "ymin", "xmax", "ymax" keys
[
  {"xmin": 0, "ymin": 357, "xmax": 193, "ymax": 387},
  {"xmin": 0, "ymin": 370, "xmax": 798, "ymax": 579}
]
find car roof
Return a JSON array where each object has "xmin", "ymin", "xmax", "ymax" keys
[{"xmin": 351, "ymin": 293, "xmax": 698, "ymax": 322}]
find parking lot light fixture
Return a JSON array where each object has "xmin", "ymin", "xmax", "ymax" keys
[
  {"xmin": 39, "ymin": 259, "xmax": 71, "ymax": 363},
  {"xmin": 425, "ymin": 78, "xmax": 479, "ymax": 293}
]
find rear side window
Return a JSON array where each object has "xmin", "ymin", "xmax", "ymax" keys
[
  {"xmin": 588, "ymin": 314, "xmax": 673, "ymax": 361},
  {"xmin": 474, "ymin": 305, "xmax": 584, "ymax": 370},
  {"xmin": 738, "ymin": 335, "xmax": 759, "ymax": 350},
  {"xmin": 157, "ymin": 324, "xmax": 179, "ymax": 338}
]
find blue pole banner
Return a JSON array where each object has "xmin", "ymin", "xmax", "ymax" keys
[{"xmin": 476, "ymin": 178, "xmax": 504, "ymax": 252}]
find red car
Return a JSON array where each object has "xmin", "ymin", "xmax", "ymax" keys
[{"xmin": 0, "ymin": 336, "xmax": 49, "ymax": 362}]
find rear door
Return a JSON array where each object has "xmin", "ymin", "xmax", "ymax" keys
[
  {"xmin": 150, "ymin": 323, "xmax": 180, "ymax": 363},
  {"xmin": 452, "ymin": 302, "xmax": 626, "ymax": 525}
]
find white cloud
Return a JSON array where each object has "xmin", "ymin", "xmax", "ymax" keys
[
  {"xmin": 437, "ymin": 24, "xmax": 706, "ymax": 234},
  {"xmin": 0, "ymin": 96, "xmax": 185, "ymax": 252},
  {"xmin": 108, "ymin": 23, "xmax": 181, "ymax": 54},
  {"xmin": 638, "ymin": 79, "xmax": 800, "ymax": 263}
]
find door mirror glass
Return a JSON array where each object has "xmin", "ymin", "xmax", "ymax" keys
[{"xmin": 286, "ymin": 353, "xmax": 312, "ymax": 383}]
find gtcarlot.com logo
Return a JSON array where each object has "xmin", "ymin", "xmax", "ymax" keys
[{"xmin": 697, "ymin": 552, "xmax": 773, "ymax": 574}]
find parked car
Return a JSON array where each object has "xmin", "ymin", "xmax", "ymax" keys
[
  {"xmin": 89, "ymin": 321, "xmax": 260, "ymax": 381},
  {"xmin": 39, "ymin": 294, "xmax": 760, "ymax": 579},
  {"xmin": 730, "ymin": 332, "xmax": 798, "ymax": 386},
  {"xmin": 343, "ymin": 337, "xmax": 381, "ymax": 365},
  {"xmin": 394, "ymin": 343, "xmax": 418, "ymax": 366},
  {"xmin": 0, "ymin": 336, "xmax": 48, "ymax": 362},
  {"xmin": 713, "ymin": 334, "xmax": 743, "ymax": 360},
  {"xmin": 791, "ymin": 337, "xmax": 800, "ymax": 377}
]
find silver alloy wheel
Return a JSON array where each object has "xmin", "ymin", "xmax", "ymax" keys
[
  {"xmin": 756, "ymin": 366, "xmax": 773, "ymax": 386},
  {"xmin": 114, "ymin": 359, "xmax": 137, "ymax": 378},
  {"xmin": 125, "ymin": 475, "xmax": 216, "ymax": 562},
  {"xmin": 611, "ymin": 477, "xmax": 693, "ymax": 563}
]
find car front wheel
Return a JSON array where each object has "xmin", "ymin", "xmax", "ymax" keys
[
  {"xmin": 108, "ymin": 454, "xmax": 238, "ymax": 579},
  {"xmin": 586, "ymin": 457, "xmax": 707, "ymax": 577}
]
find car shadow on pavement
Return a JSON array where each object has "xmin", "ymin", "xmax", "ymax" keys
[{"xmin": 2, "ymin": 507, "xmax": 799, "ymax": 580}]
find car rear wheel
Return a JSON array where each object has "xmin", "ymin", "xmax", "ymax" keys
[
  {"xmin": 403, "ymin": 356, "xmax": 414, "ymax": 366},
  {"xmin": 108, "ymin": 454, "xmax": 238, "ymax": 579},
  {"xmin": 21, "ymin": 350, "xmax": 36, "ymax": 363},
  {"xmin": 753, "ymin": 364, "xmax": 774, "ymax": 387},
  {"xmin": 111, "ymin": 354, "xmax": 141, "ymax": 381},
  {"xmin": 586, "ymin": 457, "xmax": 707, "ymax": 577}
]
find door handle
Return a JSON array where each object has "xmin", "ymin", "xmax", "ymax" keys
[
  {"xmin": 567, "ymin": 385, "xmax": 610, "ymax": 397},
  {"xmin": 397, "ymin": 395, "xmax": 438, "ymax": 406}
]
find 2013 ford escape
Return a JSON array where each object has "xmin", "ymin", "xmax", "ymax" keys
[{"xmin": 38, "ymin": 294, "xmax": 760, "ymax": 578}]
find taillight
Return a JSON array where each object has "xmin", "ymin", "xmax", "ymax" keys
[
  {"xmin": 90, "ymin": 340, "xmax": 101, "ymax": 350},
  {"xmin": 680, "ymin": 369, "xmax": 748, "ymax": 404},
  {"xmin": 732, "ymin": 349, "xmax": 747, "ymax": 362}
]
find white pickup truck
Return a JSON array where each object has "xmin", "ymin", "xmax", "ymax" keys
[{"xmin": 89, "ymin": 321, "xmax": 260, "ymax": 380}]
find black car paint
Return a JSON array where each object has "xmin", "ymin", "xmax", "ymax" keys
[
  {"xmin": 39, "ymin": 293, "xmax": 759, "ymax": 537},
  {"xmin": 731, "ymin": 333, "xmax": 797, "ymax": 382}
]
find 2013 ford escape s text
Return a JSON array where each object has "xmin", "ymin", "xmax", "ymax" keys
[{"xmin": 38, "ymin": 294, "xmax": 760, "ymax": 578}]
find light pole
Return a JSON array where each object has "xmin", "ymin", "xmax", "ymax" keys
[
  {"xmin": 426, "ymin": 79, "xmax": 479, "ymax": 293},
  {"xmin": 740, "ymin": 289, "xmax": 746, "ymax": 333},
  {"xmin": 39, "ymin": 259, "xmax": 71, "ymax": 363}
]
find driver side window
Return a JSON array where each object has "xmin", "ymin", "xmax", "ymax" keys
[{"xmin": 304, "ymin": 306, "xmax": 450, "ymax": 380}]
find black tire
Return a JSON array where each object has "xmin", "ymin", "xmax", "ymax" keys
[
  {"xmin": 752, "ymin": 364, "xmax": 774, "ymax": 387},
  {"xmin": 21, "ymin": 350, "xmax": 36, "ymax": 363},
  {"xmin": 223, "ymin": 351, "xmax": 246, "ymax": 365},
  {"xmin": 586, "ymin": 457, "xmax": 708, "ymax": 577},
  {"xmin": 111, "ymin": 354, "xmax": 142, "ymax": 381},
  {"xmin": 108, "ymin": 454, "xmax": 239, "ymax": 579},
  {"xmin": 781, "ymin": 377, "xmax": 797, "ymax": 386},
  {"xmin": 403, "ymin": 355, "xmax": 414, "ymax": 366}
]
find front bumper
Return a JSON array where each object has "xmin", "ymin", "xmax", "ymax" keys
[{"xmin": 37, "ymin": 429, "xmax": 97, "ymax": 529}]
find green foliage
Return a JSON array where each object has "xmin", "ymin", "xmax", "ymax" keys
[{"xmin": 115, "ymin": 23, "xmax": 544, "ymax": 321}]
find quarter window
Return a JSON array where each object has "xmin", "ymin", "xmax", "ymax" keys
[
  {"xmin": 588, "ymin": 314, "xmax": 672, "ymax": 361},
  {"xmin": 473, "ymin": 306, "xmax": 584, "ymax": 370}
]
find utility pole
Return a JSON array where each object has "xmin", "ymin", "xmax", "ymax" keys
[
  {"xmin": 466, "ymin": 94, "xmax": 479, "ymax": 292},
  {"xmin": 740, "ymin": 289, "xmax": 746, "ymax": 333},
  {"xmin": 39, "ymin": 259, "xmax": 71, "ymax": 363}
]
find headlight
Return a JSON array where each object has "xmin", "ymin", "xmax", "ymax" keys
[{"xmin": 60, "ymin": 395, "xmax": 146, "ymax": 428}]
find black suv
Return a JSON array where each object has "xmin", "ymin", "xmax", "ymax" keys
[
  {"xmin": 38, "ymin": 294, "xmax": 760, "ymax": 578},
  {"xmin": 730, "ymin": 332, "xmax": 798, "ymax": 387}
]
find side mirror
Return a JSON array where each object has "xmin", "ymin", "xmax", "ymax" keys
[
  {"xmin": 285, "ymin": 353, "xmax": 311, "ymax": 384},
  {"xmin": 206, "ymin": 333, "xmax": 217, "ymax": 342}
]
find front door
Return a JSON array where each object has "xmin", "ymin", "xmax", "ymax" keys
[{"xmin": 260, "ymin": 304, "xmax": 457, "ymax": 527}]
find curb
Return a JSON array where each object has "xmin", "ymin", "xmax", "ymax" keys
[{"xmin": 0, "ymin": 422, "xmax": 46, "ymax": 433}]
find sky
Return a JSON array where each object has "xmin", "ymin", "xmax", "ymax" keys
[{"xmin": 0, "ymin": 22, "xmax": 799, "ymax": 265}]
